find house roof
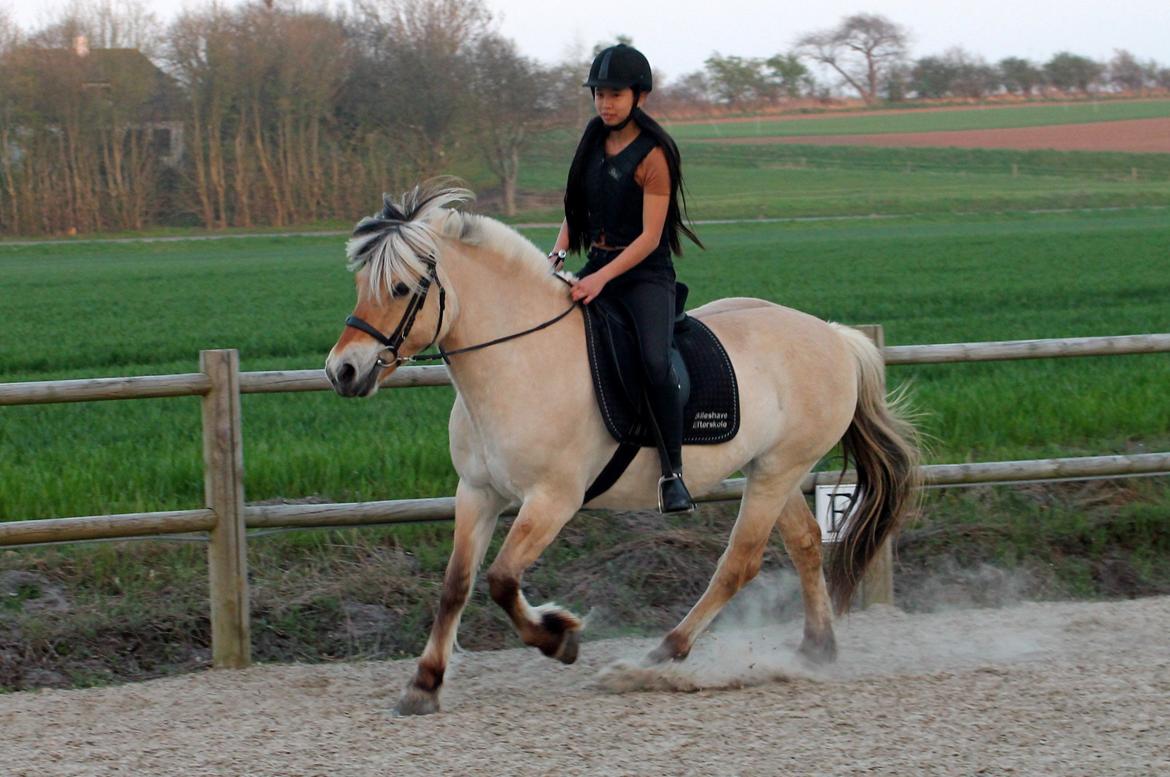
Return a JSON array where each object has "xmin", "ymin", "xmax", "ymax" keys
[{"xmin": 2, "ymin": 45, "xmax": 184, "ymax": 119}]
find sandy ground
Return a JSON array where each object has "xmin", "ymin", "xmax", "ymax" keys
[
  {"xmin": 714, "ymin": 117, "xmax": 1170, "ymax": 154},
  {"xmin": 2, "ymin": 596, "xmax": 1168, "ymax": 776}
]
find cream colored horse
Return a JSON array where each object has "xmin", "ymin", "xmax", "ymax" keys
[{"xmin": 326, "ymin": 181, "xmax": 920, "ymax": 716}]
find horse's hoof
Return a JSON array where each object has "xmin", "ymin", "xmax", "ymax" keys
[
  {"xmin": 555, "ymin": 628, "xmax": 580, "ymax": 665},
  {"xmin": 393, "ymin": 686, "xmax": 440, "ymax": 717},
  {"xmin": 798, "ymin": 631, "xmax": 838, "ymax": 665},
  {"xmin": 644, "ymin": 636, "xmax": 689, "ymax": 666},
  {"xmin": 535, "ymin": 606, "xmax": 582, "ymax": 663}
]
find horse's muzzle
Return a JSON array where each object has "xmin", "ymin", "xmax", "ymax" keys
[{"xmin": 326, "ymin": 359, "xmax": 379, "ymax": 398}]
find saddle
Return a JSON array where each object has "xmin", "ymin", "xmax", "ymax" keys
[{"xmin": 582, "ymin": 283, "xmax": 740, "ymax": 502}]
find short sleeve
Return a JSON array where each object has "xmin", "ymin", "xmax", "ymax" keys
[{"xmin": 634, "ymin": 146, "xmax": 671, "ymax": 196}]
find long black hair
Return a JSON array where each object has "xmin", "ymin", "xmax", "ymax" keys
[{"xmin": 564, "ymin": 105, "xmax": 703, "ymax": 256}]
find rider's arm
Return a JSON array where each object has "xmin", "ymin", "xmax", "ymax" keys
[{"xmin": 551, "ymin": 219, "xmax": 570, "ymax": 256}]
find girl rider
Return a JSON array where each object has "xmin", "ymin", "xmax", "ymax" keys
[{"xmin": 547, "ymin": 43, "xmax": 703, "ymax": 513}]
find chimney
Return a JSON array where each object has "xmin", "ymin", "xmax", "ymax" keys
[{"xmin": 74, "ymin": 35, "xmax": 90, "ymax": 57}]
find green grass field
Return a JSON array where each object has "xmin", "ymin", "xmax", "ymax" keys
[
  {"xmin": 662, "ymin": 99, "xmax": 1170, "ymax": 140},
  {"xmin": 510, "ymin": 137, "xmax": 1170, "ymax": 224},
  {"xmin": 3, "ymin": 105, "xmax": 1170, "ymax": 691},
  {"xmin": 3, "ymin": 102, "xmax": 1170, "ymax": 522},
  {"xmin": 2, "ymin": 207, "xmax": 1168, "ymax": 521}
]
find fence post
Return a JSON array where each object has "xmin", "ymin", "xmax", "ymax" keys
[
  {"xmin": 852, "ymin": 325, "xmax": 895, "ymax": 609},
  {"xmin": 201, "ymin": 349, "xmax": 251, "ymax": 668}
]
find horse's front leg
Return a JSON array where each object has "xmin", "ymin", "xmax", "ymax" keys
[
  {"xmin": 485, "ymin": 493, "xmax": 582, "ymax": 664},
  {"xmin": 395, "ymin": 482, "xmax": 506, "ymax": 717}
]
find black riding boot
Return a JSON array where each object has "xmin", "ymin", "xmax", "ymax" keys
[{"xmin": 646, "ymin": 374, "xmax": 695, "ymax": 514}]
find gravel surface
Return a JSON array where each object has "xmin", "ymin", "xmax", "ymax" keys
[{"xmin": 2, "ymin": 596, "xmax": 1168, "ymax": 776}]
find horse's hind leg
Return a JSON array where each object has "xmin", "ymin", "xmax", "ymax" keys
[
  {"xmin": 485, "ymin": 494, "xmax": 583, "ymax": 663},
  {"xmin": 774, "ymin": 487, "xmax": 836, "ymax": 663},
  {"xmin": 646, "ymin": 467, "xmax": 799, "ymax": 664},
  {"xmin": 395, "ymin": 482, "xmax": 506, "ymax": 717}
]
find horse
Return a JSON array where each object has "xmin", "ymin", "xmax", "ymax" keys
[{"xmin": 325, "ymin": 180, "xmax": 920, "ymax": 716}]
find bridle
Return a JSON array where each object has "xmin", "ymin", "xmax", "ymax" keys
[
  {"xmin": 344, "ymin": 256, "xmax": 446, "ymax": 367},
  {"xmin": 343, "ymin": 255, "xmax": 578, "ymax": 367}
]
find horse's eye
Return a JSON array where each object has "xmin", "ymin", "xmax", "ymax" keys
[{"xmin": 392, "ymin": 282, "xmax": 411, "ymax": 297}]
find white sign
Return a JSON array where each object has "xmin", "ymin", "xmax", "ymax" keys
[{"xmin": 814, "ymin": 484, "xmax": 861, "ymax": 543}]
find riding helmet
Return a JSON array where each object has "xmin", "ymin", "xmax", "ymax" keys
[{"xmin": 583, "ymin": 43, "xmax": 653, "ymax": 93}]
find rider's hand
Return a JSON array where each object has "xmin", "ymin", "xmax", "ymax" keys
[{"xmin": 570, "ymin": 274, "xmax": 607, "ymax": 305}]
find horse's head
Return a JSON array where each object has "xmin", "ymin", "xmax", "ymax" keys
[{"xmin": 325, "ymin": 182, "xmax": 471, "ymax": 397}]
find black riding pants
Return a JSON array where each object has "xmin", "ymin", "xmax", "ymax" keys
[{"xmin": 583, "ymin": 252, "xmax": 684, "ymax": 474}]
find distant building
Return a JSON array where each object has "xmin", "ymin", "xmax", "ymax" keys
[{"xmin": 1, "ymin": 36, "xmax": 185, "ymax": 166}]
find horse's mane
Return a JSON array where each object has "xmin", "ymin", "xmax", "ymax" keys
[{"xmin": 346, "ymin": 178, "xmax": 561, "ymax": 300}]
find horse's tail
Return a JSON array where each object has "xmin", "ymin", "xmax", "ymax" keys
[{"xmin": 825, "ymin": 325, "xmax": 922, "ymax": 614}]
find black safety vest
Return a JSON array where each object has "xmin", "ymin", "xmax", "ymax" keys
[{"xmin": 583, "ymin": 132, "xmax": 672, "ymax": 274}]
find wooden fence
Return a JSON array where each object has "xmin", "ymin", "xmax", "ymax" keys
[{"xmin": 2, "ymin": 329, "xmax": 1169, "ymax": 668}]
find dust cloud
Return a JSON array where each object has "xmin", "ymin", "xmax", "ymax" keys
[{"xmin": 594, "ymin": 565, "xmax": 1061, "ymax": 693}]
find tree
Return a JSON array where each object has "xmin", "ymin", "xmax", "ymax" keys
[
  {"xmin": 910, "ymin": 56, "xmax": 956, "ymax": 99},
  {"xmin": 0, "ymin": 9, "xmax": 20, "ymax": 55},
  {"xmin": 764, "ymin": 52, "xmax": 812, "ymax": 98},
  {"xmin": 659, "ymin": 70, "xmax": 712, "ymax": 108},
  {"xmin": 1108, "ymin": 49, "xmax": 1149, "ymax": 92},
  {"xmin": 1044, "ymin": 52, "xmax": 1104, "ymax": 93},
  {"xmin": 351, "ymin": 0, "xmax": 490, "ymax": 177},
  {"xmin": 703, "ymin": 52, "xmax": 768, "ymax": 107},
  {"xmin": 796, "ymin": 13, "xmax": 910, "ymax": 103},
  {"xmin": 880, "ymin": 62, "xmax": 911, "ymax": 101},
  {"xmin": 997, "ymin": 57, "xmax": 1044, "ymax": 96},
  {"xmin": 591, "ymin": 34, "xmax": 633, "ymax": 58},
  {"xmin": 945, "ymin": 48, "xmax": 999, "ymax": 99},
  {"xmin": 468, "ymin": 34, "xmax": 552, "ymax": 216}
]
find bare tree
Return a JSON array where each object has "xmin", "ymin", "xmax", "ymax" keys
[
  {"xmin": 352, "ymin": 0, "xmax": 490, "ymax": 177},
  {"xmin": 468, "ymin": 34, "xmax": 552, "ymax": 216},
  {"xmin": 0, "ymin": 9, "xmax": 19, "ymax": 55},
  {"xmin": 657, "ymin": 70, "xmax": 713, "ymax": 111},
  {"xmin": 168, "ymin": 11, "xmax": 234, "ymax": 228},
  {"xmin": 796, "ymin": 13, "xmax": 909, "ymax": 103},
  {"xmin": 1108, "ymin": 49, "xmax": 1149, "ymax": 93},
  {"xmin": 942, "ymin": 48, "xmax": 999, "ymax": 99}
]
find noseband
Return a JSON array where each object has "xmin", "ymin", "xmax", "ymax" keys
[
  {"xmin": 344, "ymin": 257, "xmax": 446, "ymax": 367},
  {"xmin": 344, "ymin": 257, "xmax": 579, "ymax": 366}
]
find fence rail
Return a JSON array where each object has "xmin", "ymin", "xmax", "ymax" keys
[{"xmin": 2, "ymin": 330, "xmax": 1169, "ymax": 667}]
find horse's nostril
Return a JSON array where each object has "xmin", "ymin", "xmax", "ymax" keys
[{"xmin": 338, "ymin": 362, "xmax": 356, "ymax": 385}]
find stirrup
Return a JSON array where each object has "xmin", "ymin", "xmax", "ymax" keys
[{"xmin": 658, "ymin": 472, "xmax": 696, "ymax": 514}]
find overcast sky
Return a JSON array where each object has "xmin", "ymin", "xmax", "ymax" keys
[{"xmin": 5, "ymin": 0, "xmax": 1168, "ymax": 79}]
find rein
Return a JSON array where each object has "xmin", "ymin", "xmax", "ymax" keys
[{"xmin": 344, "ymin": 257, "xmax": 578, "ymax": 366}]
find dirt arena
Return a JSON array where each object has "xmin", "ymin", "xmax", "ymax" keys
[
  {"xmin": 715, "ymin": 117, "xmax": 1170, "ymax": 154},
  {"xmin": 2, "ymin": 595, "xmax": 1167, "ymax": 776}
]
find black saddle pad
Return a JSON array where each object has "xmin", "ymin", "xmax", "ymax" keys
[{"xmin": 583, "ymin": 287, "xmax": 740, "ymax": 447}]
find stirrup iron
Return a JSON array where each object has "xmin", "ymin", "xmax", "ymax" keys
[{"xmin": 658, "ymin": 472, "xmax": 696, "ymax": 514}]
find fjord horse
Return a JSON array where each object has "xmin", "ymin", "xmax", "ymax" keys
[{"xmin": 325, "ymin": 181, "xmax": 920, "ymax": 715}]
